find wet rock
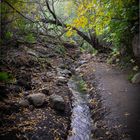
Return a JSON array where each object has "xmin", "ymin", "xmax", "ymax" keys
[
  {"xmin": 19, "ymin": 99, "xmax": 29, "ymax": 107},
  {"xmin": 24, "ymin": 91, "xmax": 30, "ymax": 96},
  {"xmin": 131, "ymin": 72, "xmax": 140, "ymax": 84},
  {"xmin": 49, "ymin": 94, "xmax": 65, "ymax": 111},
  {"xmin": 57, "ymin": 68, "xmax": 72, "ymax": 77},
  {"xmin": 27, "ymin": 93, "xmax": 46, "ymax": 107},
  {"xmin": 56, "ymin": 76, "xmax": 68, "ymax": 86},
  {"xmin": 78, "ymin": 60, "xmax": 87, "ymax": 66}
]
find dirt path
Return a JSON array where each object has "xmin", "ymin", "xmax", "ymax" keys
[
  {"xmin": 78, "ymin": 53, "xmax": 140, "ymax": 140},
  {"xmin": 93, "ymin": 62, "xmax": 140, "ymax": 139}
]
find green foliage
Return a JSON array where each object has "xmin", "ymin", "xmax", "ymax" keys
[
  {"xmin": 1, "ymin": 0, "xmax": 37, "ymax": 44},
  {"xmin": 24, "ymin": 34, "xmax": 36, "ymax": 43},
  {"xmin": 73, "ymin": 75, "xmax": 88, "ymax": 93},
  {"xmin": 77, "ymin": 79, "xmax": 88, "ymax": 93},
  {"xmin": 54, "ymin": 45, "xmax": 66, "ymax": 55},
  {"xmin": 1, "ymin": 0, "xmax": 138, "ymax": 62},
  {"xmin": 64, "ymin": 0, "xmax": 138, "ymax": 57},
  {"xmin": 128, "ymin": 72, "xmax": 135, "ymax": 82},
  {"xmin": 0, "ymin": 72, "xmax": 12, "ymax": 82},
  {"xmin": 5, "ymin": 31, "xmax": 13, "ymax": 39},
  {"xmin": 80, "ymin": 42, "xmax": 98, "ymax": 55}
]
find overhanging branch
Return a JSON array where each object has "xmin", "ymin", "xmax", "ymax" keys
[{"xmin": 4, "ymin": 0, "xmax": 35, "ymax": 23}]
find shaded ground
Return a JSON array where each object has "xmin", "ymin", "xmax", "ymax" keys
[
  {"xmin": 77, "ymin": 53, "xmax": 140, "ymax": 140},
  {"xmin": 0, "ymin": 44, "xmax": 79, "ymax": 140}
]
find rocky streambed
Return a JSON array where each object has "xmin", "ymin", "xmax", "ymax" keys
[{"xmin": 67, "ymin": 75, "xmax": 92, "ymax": 140}]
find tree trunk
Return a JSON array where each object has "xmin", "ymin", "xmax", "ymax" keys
[{"xmin": 41, "ymin": 19, "xmax": 111, "ymax": 52}]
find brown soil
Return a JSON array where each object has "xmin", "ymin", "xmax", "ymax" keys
[{"xmin": 77, "ymin": 53, "xmax": 140, "ymax": 140}]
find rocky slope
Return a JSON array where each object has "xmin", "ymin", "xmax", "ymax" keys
[{"xmin": 0, "ymin": 44, "xmax": 79, "ymax": 140}]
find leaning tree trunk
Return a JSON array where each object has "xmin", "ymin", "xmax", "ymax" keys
[{"xmin": 41, "ymin": 19, "xmax": 111, "ymax": 53}]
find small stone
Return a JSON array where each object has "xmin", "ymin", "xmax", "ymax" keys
[
  {"xmin": 62, "ymin": 69, "xmax": 72, "ymax": 76},
  {"xmin": 56, "ymin": 76, "xmax": 68, "ymax": 86},
  {"xmin": 9, "ymin": 85, "xmax": 21, "ymax": 93},
  {"xmin": 42, "ymin": 77, "xmax": 48, "ymax": 82},
  {"xmin": 47, "ymin": 54, "xmax": 56, "ymax": 58},
  {"xmin": 27, "ymin": 50, "xmax": 38, "ymax": 57},
  {"xmin": 29, "ymin": 105, "xmax": 34, "ymax": 111},
  {"xmin": 24, "ymin": 91, "xmax": 29, "ymax": 96},
  {"xmin": 59, "ymin": 64, "xmax": 66, "ymax": 69},
  {"xmin": 27, "ymin": 93, "xmax": 46, "ymax": 107},
  {"xmin": 78, "ymin": 60, "xmax": 87, "ymax": 66},
  {"xmin": 131, "ymin": 72, "xmax": 140, "ymax": 84},
  {"xmin": 49, "ymin": 94, "xmax": 65, "ymax": 111},
  {"xmin": 42, "ymin": 88, "xmax": 49, "ymax": 95},
  {"xmin": 19, "ymin": 99, "xmax": 29, "ymax": 107},
  {"xmin": 105, "ymin": 131, "xmax": 110, "ymax": 135},
  {"xmin": 57, "ymin": 68, "xmax": 72, "ymax": 77}
]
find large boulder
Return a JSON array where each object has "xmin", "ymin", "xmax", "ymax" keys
[
  {"xmin": 49, "ymin": 94, "xmax": 65, "ymax": 111},
  {"xmin": 27, "ymin": 93, "xmax": 46, "ymax": 107},
  {"xmin": 131, "ymin": 72, "xmax": 140, "ymax": 84},
  {"xmin": 132, "ymin": 34, "xmax": 140, "ymax": 64}
]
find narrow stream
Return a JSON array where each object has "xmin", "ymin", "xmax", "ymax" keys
[{"xmin": 67, "ymin": 76, "xmax": 92, "ymax": 140}]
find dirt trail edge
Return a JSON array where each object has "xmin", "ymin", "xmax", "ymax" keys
[
  {"xmin": 77, "ymin": 53, "xmax": 140, "ymax": 140},
  {"xmin": 0, "ymin": 44, "xmax": 77, "ymax": 140}
]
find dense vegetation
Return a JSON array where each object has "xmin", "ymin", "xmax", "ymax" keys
[{"xmin": 0, "ymin": 0, "xmax": 139, "ymax": 58}]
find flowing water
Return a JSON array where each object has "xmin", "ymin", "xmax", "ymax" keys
[{"xmin": 67, "ymin": 76, "xmax": 92, "ymax": 140}]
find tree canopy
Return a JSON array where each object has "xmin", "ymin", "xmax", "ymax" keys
[{"xmin": 0, "ymin": 0, "xmax": 139, "ymax": 55}]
